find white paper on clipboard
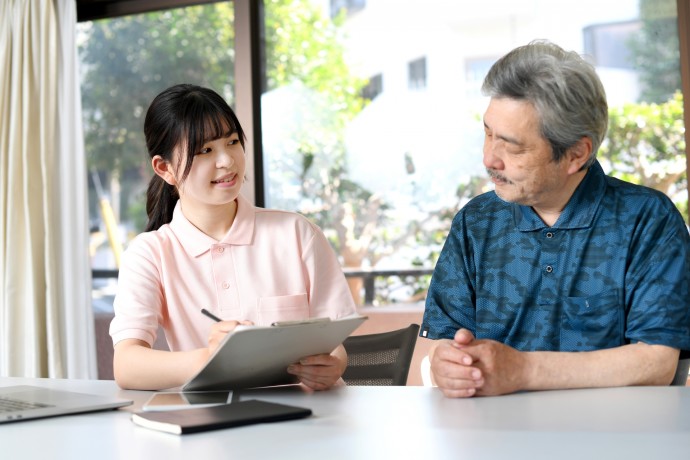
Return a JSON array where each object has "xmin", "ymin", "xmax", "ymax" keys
[{"xmin": 182, "ymin": 315, "xmax": 367, "ymax": 391}]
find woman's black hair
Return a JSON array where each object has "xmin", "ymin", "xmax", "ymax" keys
[{"xmin": 143, "ymin": 84, "xmax": 246, "ymax": 231}]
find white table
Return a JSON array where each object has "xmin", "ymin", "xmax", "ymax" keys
[{"xmin": 1, "ymin": 377, "xmax": 689, "ymax": 460}]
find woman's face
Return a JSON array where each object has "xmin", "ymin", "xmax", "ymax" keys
[{"xmin": 172, "ymin": 130, "xmax": 246, "ymax": 210}]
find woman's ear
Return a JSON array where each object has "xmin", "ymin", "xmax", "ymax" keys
[
  {"xmin": 152, "ymin": 156, "xmax": 178, "ymax": 186},
  {"xmin": 566, "ymin": 137, "xmax": 593, "ymax": 175}
]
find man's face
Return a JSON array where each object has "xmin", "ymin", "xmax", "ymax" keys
[{"xmin": 482, "ymin": 97, "xmax": 573, "ymax": 215}]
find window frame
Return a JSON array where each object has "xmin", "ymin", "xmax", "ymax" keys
[
  {"xmin": 76, "ymin": 0, "xmax": 690, "ymax": 217},
  {"xmin": 678, "ymin": 0, "xmax": 690, "ymax": 210}
]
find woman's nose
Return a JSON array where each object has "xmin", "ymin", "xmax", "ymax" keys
[{"xmin": 216, "ymin": 150, "xmax": 234, "ymax": 168}]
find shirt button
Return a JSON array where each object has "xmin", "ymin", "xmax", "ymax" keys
[
  {"xmin": 217, "ymin": 247, "xmax": 225, "ymax": 253},
  {"xmin": 546, "ymin": 232, "xmax": 554, "ymax": 238},
  {"xmin": 545, "ymin": 265, "xmax": 553, "ymax": 273},
  {"xmin": 222, "ymin": 282, "xmax": 230, "ymax": 289}
]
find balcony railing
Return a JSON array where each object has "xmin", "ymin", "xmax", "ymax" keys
[
  {"xmin": 341, "ymin": 267, "xmax": 433, "ymax": 304},
  {"xmin": 92, "ymin": 267, "xmax": 434, "ymax": 306}
]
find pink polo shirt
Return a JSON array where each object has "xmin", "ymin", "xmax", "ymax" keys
[{"xmin": 110, "ymin": 194, "xmax": 356, "ymax": 351}]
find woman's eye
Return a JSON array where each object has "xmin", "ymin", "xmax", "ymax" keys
[
  {"xmin": 200, "ymin": 148, "xmax": 211, "ymax": 154},
  {"xmin": 228, "ymin": 139, "xmax": 239, "ymax": 146}
]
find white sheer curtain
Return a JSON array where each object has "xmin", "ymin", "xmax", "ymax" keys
[{"xmin": 0, "ymin": 0, "xmax": 95, "ymax": 378}]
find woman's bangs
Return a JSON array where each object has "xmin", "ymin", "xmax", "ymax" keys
[{"xmin": 188, "ymin": 107, "xmax": 237, "ymax": 155}]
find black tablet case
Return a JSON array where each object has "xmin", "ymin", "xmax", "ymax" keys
[{"xmin": 131, "ymin": 399, "xmax": 312, "ymax": 434}]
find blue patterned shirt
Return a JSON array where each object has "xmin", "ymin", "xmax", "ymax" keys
[{"xmin": 422, "ymin": 161, "xmax": 690, "ymax": 353}]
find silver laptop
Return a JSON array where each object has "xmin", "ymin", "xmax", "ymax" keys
[{"xmin": 0, "ymin": 385, "xmax": 132, "ymax": 423}]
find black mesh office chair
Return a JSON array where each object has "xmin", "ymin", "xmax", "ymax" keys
[{"xmin": 342, "ymin": 324, "xmax": 420, "ymax": 386}]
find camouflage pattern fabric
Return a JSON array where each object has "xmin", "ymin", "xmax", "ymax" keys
[{"xmin": 422, "ymin": 161, "xmax": 690, "ymax": 353}]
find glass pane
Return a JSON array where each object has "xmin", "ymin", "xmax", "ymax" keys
[
  {"xmin": 78, "ymin": 2, "xmax": 235, "ymax": 311},
  {"xmin": 260, "ymin": 0, "xmax": 685, "ymax": 305}
]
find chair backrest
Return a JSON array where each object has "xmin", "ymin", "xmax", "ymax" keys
[
  {"xmin": 342, "ymin": 324, "xmax": 420, "ymax": 386},
  {"xmin": 671, "ymin": 356, "xmax": 690, "ymax": 386}
]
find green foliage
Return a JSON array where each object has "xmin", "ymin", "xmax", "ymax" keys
[
  {"xmin": 80, "ymin": 0, "xmax": 381, "ymax": 274},
  {"xmin": 79, "ymin": 4, "xmax": 235, "ymax": 229},
  {"xmin": 262, "ymin": 0, "xmax": 407, "ymax": 272},
  {"xmin": 263, "ymin": 0, "xmax": 367, "ymax": 197},
  {"xmin": 264, "ymin": 0, "xmax": 365, "ymax": 122},
  {"xmin": 599, "ymin": 92, "xmax": 688, "ymax": 220},
  {"xmin": 627, "ymin": 0, "xmax": 680, "ymax": 103}
]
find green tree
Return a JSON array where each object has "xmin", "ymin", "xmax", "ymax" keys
[
  {"xmin": 263, "ymin": 0, "xmax": 421, "ymax": 303},
  {"xmin": 599, "ymin": 92, "xmax": 688, "ymax": 220},
  {"xmin": 628, "ymin": 0, "xmax": 680, "ymax": 103},
  {"xmin": 617, "ymin": 0, "xmax": 687, "ymax": 220},
  {"xmin": 80, "ymin": 1, "xmax": 407, "ymax": 302},
  {"xmin": 264, "ymin": 0, "xmax": 364, "ymax": 119},
  {"xmin": 79, "ymin": 4, "xmax": 235, "ymax": 227}
]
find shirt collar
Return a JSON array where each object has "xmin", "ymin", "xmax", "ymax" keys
[
  {"xmin": 169, "ymin": 193, "xmax": 256, "ymax": 257},
  {"xmin": 513, "ymin": 160, "xmax": 606, "ymax": 231}
]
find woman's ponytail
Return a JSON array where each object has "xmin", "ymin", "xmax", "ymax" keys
[{"xmin": 145, "ymin": 175, "xmax": 178, "ymax": 231}]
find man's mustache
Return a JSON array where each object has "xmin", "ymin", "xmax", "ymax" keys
[{"xmin": 486, "ymin": 169, "xmax": 511, "ymax": 184}]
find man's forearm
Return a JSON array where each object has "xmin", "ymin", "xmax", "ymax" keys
[{"xmin": 521, "ymin": 343, "xmax": 680, "ymax": 391}]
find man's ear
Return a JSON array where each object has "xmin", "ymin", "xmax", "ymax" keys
[
  {"xmin": 566, "ymin": 137, "xmax": 592, "ymax": 175},
  {"xmin": 152, "ymin": 156, "xmax": 178, "ymax": 186}
]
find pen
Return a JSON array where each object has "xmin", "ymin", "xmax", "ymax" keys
[{"xmin": 201, "ymin": 308, "xmax": 222, "ymax": 322}]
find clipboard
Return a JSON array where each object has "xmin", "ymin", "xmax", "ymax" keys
[{"xmin": 182, "ymin": 315, "xmax": 367, "ymax": 391}]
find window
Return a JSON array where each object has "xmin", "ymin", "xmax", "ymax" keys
[
  {"xmin": 408, "ymin": 56, "xmax": 427, "ymax": 90},
  {"xmin": 330, "ymin": 0, "xmax": 366, "ymax": 18},
  {"xmin": 464, "ymin": 57, "xmax": 498, "ymax": 99},
  {"xmin": 259, "ymin": 0, "xmax": 687, "ymax": 305},
  {"xmin": 77, "ymin": 2, "xmax": 235, "ymax": 311},
  {"xmin": 362, "ymin": 73, "xmax": 383, "ymax": 100},
  {"xmin": 77, "ymin": 0, "xmax": 688, "ymax": 308},
  {"xmin": 583, "ymin": 20, "xmax": 640, "ymax": 69}
]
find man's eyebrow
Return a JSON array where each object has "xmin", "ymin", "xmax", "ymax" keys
[{"xmin": 483, "ymin": 120, "xmax": 522, "ymax": 146}]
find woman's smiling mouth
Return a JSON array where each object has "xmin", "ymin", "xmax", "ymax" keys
[{"xmin": 211, "ymin": 174, "xmax": 236, "ymax": 184}]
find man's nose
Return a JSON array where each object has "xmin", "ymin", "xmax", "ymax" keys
[{"xmin": 483, "ymin": 140, "xmax": 503, "ymax": 170}]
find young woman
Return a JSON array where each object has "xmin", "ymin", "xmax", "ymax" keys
[{"xmin": 110, "ymin": 84, "xmax": 356, "ymax": 390}]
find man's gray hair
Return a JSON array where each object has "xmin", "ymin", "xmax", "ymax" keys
[{"xmin": 482, "ymin": 40, "xmax": 608, "ymax": 168}]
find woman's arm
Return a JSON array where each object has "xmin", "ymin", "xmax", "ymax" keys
[
  {"xmin": 113, "ymin": 339, "xmax": 209, "ymax": 390},
  {"xmin": 113, "ymin": 320, "xmax": 248, "ymax": 390}
]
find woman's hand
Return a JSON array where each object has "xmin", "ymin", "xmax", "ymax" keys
[
  {"xmin": 287, "ymin": 344, "xmax": 347, "ymax": 390},
  {"xmin": 207, "ymin": 320, "xmax": 253, "ymax": 356}
]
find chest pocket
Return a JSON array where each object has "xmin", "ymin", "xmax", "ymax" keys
[
  {"xmin": 560, "ymin": 290, "xmax": 624, "ymax": 351},
  {"xmin": 257, "ymin": 293, "xmax": 309, "ymax": 326}
]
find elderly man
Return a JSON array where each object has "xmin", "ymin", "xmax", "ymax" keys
[{"xmin": 421, "ymin": 40, "xmax": 690, "ymax": 398}]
